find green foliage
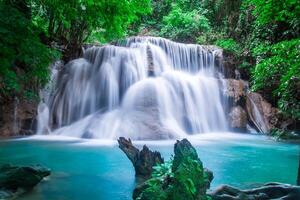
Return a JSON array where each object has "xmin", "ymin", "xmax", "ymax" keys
[
  {"xmin": 0, "ymin": 2, "xmax": 59, "ymax": 97},
  {"xmin": 136, "ymin": 143, "xmax": 211, "ymax": 200},
  {"xmin": 215, "ymin": 38, "xmax": 241, "ymax": 54},
  {"xmin": 170, "ymin": 157, "xmax": 208, "ymax": 200},
  {"xmin": 152, "ymin": 161, "xmax": 173, "ymax": 180},
  {"xmin": 277, "ymin": 64, "xmax": 300, "ymax": 120},
  {"xmin": 196, "ymin": 31, "xmax": 225, "ymax": 45},
  {"xmin": 137, "ymin": 178, "xmax": 168, "ymax": 200},
  {"xmin": 270, "ymin": 128, "xmax": 300, "ymax": 140},
  {"xmin": 160, "ymin": 3, "xmax": 210, "ymax": 42},
  {"xmin": 136, "ymin": 162, "xmax": 172, "ymax": 200},
  {"xmin": 0, "ymin": 0, "xmax": 151, "ymax": 100},
  {"xmin": 138, "ymin": 0, "xmax": 173, "ymax": 31},
  {"xmin": 35, "ymin": 0, "xmax": 151, "ymax": 44},
  {"xmin": 249, "ymin": 0, "xmax": 300, "ymax": 27},
  {"xmin": 252, "ymin": 39, "xmax": 300, "ymax": 119}
]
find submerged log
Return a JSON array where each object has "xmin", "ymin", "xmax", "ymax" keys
[
  {"xmin": 118, "ymin": 137, "xmax": 164, "ymax": 177},
  {"xmin": 210, "ymin": 182, "xmax": 300, "ymax": 200}
]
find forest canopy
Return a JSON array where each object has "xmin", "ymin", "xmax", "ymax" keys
[
  {"xmin": 0, "ymin": 0, "xmax": 299, "ymax": 122},
  {"xmin": 0, "ymin": 0, "xmax": 151, "ymax": 99}
]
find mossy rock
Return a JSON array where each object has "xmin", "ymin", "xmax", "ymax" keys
[{"xmin": 0, "ymin": 164, "xmax": 51, "ymax": 199}]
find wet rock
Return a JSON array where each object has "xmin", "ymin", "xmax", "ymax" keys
[
  {"xmin": 223, "ymin": 79, "xmax": 248, "ymax": 107},
  {"xmin": 229, "ymin": 106, "xmax": 247, "ymax": 131},
  {"xmin": 246, "ymin": 92, "xmax": 279, "ymax": 133},
  {"xmin": 221, "ymin": 51, "xmax": 250, "ymax": 80},
  {"xmin": 118, "ymin": 137, "xmax": 164, "ymax": 178},
  {"xmin": 0, "ymin": 164, "xmax": 51, "ymax": 199},
  {"xmin": 210, "ymin": 182, "xmax": 300, "ymax": 200},
  {"xmin": 0, "ymin": 99, "xmax": 38, "ymax": 137}
]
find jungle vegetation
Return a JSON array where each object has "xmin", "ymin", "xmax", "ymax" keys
[{"xmin": 0, "ymin": 0, "xmax": 299, "ymax": 123}]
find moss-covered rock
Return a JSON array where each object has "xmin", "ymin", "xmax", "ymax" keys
[{"xmin": 0, "ymin": 164, "xmax": 50, "ymax": 199}]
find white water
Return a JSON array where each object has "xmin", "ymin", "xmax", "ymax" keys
[{"xmin": 38, "ymin": 37, "xmax": 228, "ymax": 139}]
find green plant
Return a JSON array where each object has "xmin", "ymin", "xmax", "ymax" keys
[
  {"xmin": 215, "ymin": 38, "xmax": 241, "ymax": 54},
  {"xmin": 136, "ymin": 146, "xmax": 211, "ymax": 200},
  {"xmin": 252, "ymin": 39, "xmax": 300, "ymax": 119},
  {"xmin": 160, "ymin": 3, "xmax": 210, "ymax": 42},
  {"xmin": 0, "ymin": 2, "xmax": 59, "ymax": 98}
]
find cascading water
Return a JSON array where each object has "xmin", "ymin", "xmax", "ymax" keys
[{"xmin": 37, "ymin": 37, "xmax": 228, "ymax": 139}]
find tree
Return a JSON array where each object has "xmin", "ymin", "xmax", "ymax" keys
[
  {"xmin": 0, "ymin": 1, "xmax": 58, "ymax": 99},
  {"xmin": 0, "ymin": 0, "xmax": 151, "ymax": 100},
  {"xmin": 33, "ymin": 0, "xmax": 151, "ymax": 60}
]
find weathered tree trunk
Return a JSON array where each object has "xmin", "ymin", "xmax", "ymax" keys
[{"xmin": 117, "ymin": 137, "xmax": 164, "ymax": 178}]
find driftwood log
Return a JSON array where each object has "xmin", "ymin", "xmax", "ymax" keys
[
  {"xmin": 210, "ymin": 182, "xmax": 300, "ymax": 200},
  {"xmin": 117, "ymin": 137, "xmax": 164, "ymax": 178}
]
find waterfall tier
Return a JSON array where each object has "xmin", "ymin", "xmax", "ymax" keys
[{"xmin": 38, "ymin": 37, "xmax": 228, "ymax": 139}]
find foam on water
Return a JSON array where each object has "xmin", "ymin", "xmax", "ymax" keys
[{"xmin": 18, "ymin": 132, "xmax": 270, "ymax": 147}]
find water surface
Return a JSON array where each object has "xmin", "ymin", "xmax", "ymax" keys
[{"xmin": 0, "ymin": 133, "xmax": 298, "ymax": 200}]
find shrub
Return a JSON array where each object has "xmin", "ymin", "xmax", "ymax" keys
[
  {"xmin": 252, "ymin": 39, "xmax": 300, "ymax": 120},
  {"xmin": 0, "ymin": 3, "xmax": 59, "ymax": 98},
  {"xmin": 160, "ymin": 4, "xmax": 211, "ymax": 42},
  {"xmin": 214, "ymin": 38, "xmax": 241, "ymax": 54}
]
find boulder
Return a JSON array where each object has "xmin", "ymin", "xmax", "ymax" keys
[
  {"xmin": 0, "ymin": 164, "xmax": 51, "ymax": 199},
  {"xmin": 246, "ymin": 92, "xmax": 279, "ymax": 133},
  {"xmin": 228, "ymin": 106, "xmax": 247, "ymax": 131},
  {"xmin": 118, "ymin": 137, "xmax": 164, "ymax": 178},
  {"xmin": 223, "ymin": 79, "xmax": 248, "ymax": 107},
  {"xmin": 210, "ymin": 182, "xmax": 300, "ymax": 200}
]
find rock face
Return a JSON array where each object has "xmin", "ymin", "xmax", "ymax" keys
[
  {"xmin": 224, "ymin": 79, "xmax": 248, "ymax": 106},
  {"xmin": 210, "ymin": 183, "xmax": 300, "ymax": 200},
  {"xmin": 246, "ymin": 92, "xmax": 279, "ymax": 133},
  {"xmin": 131, "ymin": 139, "xmax": 213, "ymax": 200},
  {"xmin": 229, "ymin": 106, "xmax": 247, "ymax": 131},
  {"xmin": 221, "ymin": 50, "xmax": 250, "ymax": 80},
  {"xmin": 118, "ymin": 137, "xmax": 164, "ymax": 177},
  {"xmin": 222, "ymin": 79, "xmax": 248, "ymax": 130},
  {"xmin": 0, "ymin": 164, "xmax": 51, "ymax": 199},
  {"xmin": 0, "ymin": 99, "xmax": 38, "ymax": 137},
  {"xmin": 221, "ymin": 79, "xmax": 289, "ymax": 133}
]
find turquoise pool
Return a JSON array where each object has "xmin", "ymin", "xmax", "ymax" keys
[{"xmin": 0, "ymin": 133, "xmax": 298, "ymax": 200}]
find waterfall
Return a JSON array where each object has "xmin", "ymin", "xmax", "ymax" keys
[
  {"xmin": 13, "ymin": 96, "xmax": 19, "ymax": 135},
  {"xmin": 38, "ymin": 37, "xmax": 228, "ymax": 139}
]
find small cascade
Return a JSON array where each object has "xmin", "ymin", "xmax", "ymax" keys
[
  {"xmin": 37, "ymin": 61, "xmax": 62, "ymax": 134},
  {"xmin": 246, "ymin": 94, "xmax": 268, "ymax": 133},
  {"xmin": 38, "ymin": 37, "xmax": 228, "ymax": 139},
  {"xmin": 13, "ymin": 96, "xmax": 19, "ymax": 135}
]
